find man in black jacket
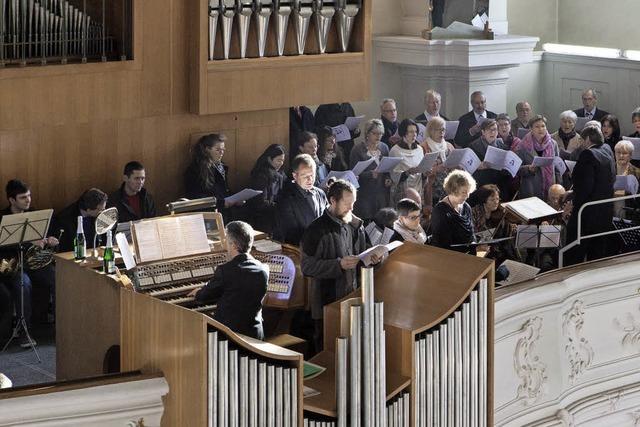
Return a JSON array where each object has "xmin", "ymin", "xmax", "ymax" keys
[
  {"xmin": 414, "ymin": 89, "xmax": 449, "ymax": 123},
  {"xmin": 301, "ymin": 179, "xmax": 381, "ymax": 351},
  {"xmin": 454, "ymin": 91, "xmax": 497, "ymax": 149},
  {"xmin": 190, "ymin": 221, "xmax": 268, "ymax": 340},
  {"xmin": 565, "ymin": 126, "xmax": 616, "ymax": 265},
  {"xmin": 56, "ymin": 188, "xmax": 108, "ymax": 252},
  {"xmin": 572, "ymin": 88, "xmax": 609, "ymax": 121},
  {"xmin": 274, "ymin": 154, "xmax": 327, "ymax": 245},
  {"xmin": 0, "ymin": 180, "xmax": 58, "ymax": 346},
  {"xmin": 314, "ymin": 103, "xmax": 361, "ymax": 158},
  {"xmin": 289, "ymin": 106, "xmax": 315, "ymax": 163},
  {"xmin": 109, "ymin": 161, "xmax": 156, "ymax": 223}
]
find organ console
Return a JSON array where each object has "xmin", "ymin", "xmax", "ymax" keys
[{"xmin": 56, "ymin": 216, "xmax": 494, "ymax": 426}]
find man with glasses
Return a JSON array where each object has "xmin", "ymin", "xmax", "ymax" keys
[
  {"xmin": 573, "ymin": 88, "xmax": 609, "ymax": 121},
  {"xmin": 379, "ymin": 98, "xmax": 400, "ymax": 146},
  {"xmin": 390, "ymin": 198, "xmax": 427, "ymax": 244}
]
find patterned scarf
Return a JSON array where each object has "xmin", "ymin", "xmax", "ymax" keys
[
  {"xmin": 513, "ymin": 132, "xmax": 555, "ymax": 196},
  {"xmin": 393, "ymin": 219, "xmax": 427, "ymax": 244}
]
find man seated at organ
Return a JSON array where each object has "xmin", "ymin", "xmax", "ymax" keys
[
  {"xmin": 0, "ymin": 179, "xmax": 58, "ymax": 347},
  {"xmin": 56, "ymin": 188, "xmax": 108, "ymax": 252},
  {"xmin": 108, "ymin": 161, "xmax": 156, "ymax": 223},
  {"xmin": 189, "ymin": 221, "xmax": 268, "ymax": 340}
]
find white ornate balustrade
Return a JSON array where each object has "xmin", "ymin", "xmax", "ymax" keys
[{"xmin": 494, "ymin": 254, "xmax": 640, "ymax": 426}]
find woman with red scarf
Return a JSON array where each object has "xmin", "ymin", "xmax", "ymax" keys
[{"xmin": 511, "ymin": 115, "xmax": 561, "ymax": 200}]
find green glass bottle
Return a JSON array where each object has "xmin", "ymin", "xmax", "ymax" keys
[
  {"xmin": 103, "ymin": 230, "xmax": 115, "ymax": 274},
  {"xmin": 73, "ymin": 215, "xmax": 86, "ymax": 260}
]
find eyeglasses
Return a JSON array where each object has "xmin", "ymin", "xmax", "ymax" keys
[{"xmin": 407, "ymin": 214, "xmax": 421, "ymax": 220}]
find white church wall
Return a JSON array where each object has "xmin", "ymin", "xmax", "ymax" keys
[
  {"xmin": 558, "ymin": 0, "xmax": 640, "ymax": 51},
  {"xmin": 507, "ymin": 0, "xmax": 558, "ymax": 48}
]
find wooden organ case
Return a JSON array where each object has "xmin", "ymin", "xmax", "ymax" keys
[
  {"xmin": 55, "ymin": 213, "xmax": 306, "ymax": 426},
  {"xmin": 56, "ymin": 234, "xmax": 494, "ymax": 426},
  {"xmin": 303, "ymin": 242, "xmax": 495, "ymax": 426}
]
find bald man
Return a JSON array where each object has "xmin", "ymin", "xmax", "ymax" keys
[{"xmin": 547, "ymin": 184, "xmax": 566, "ymax": 211}]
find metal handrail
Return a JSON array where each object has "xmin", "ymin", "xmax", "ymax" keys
[{"xmin": 558, "ymin": 193, "xmax": 640, "ymax": 268}]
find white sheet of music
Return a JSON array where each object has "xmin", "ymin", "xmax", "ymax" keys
[
  {"xmin": 176, "ymin": 214, "xmax": 211, "ymax": 256},
  {"xmin": 503, "ymin": 197, "xmax": 560, "ymax": 221},
  {"xmin": 134, "ymin": 220, "xmax": 163, "ymax": 262},
  {"xmin": 155, "ymin": 217, "xmax": 187, "ymax": 260},
  {"xmin": 622, "ymin": 137, "xmax": 640, "ymax": 160}
]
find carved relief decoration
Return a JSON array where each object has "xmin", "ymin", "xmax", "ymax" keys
[
  {"xmin": 562, "ymin": 300, "xmax": 594, "ymax": 384},
  {"xmin": 514, "ymin": 316, "xmax": 547, "ymax": 405},
  {"xmin": 614, "ymin": 305, "xmax": 640, "ymax": 351}
]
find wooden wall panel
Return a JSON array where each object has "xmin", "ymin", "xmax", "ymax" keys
[{"xmin": 0, "ymin": 0, "xmax": 290, "ymax": 214}]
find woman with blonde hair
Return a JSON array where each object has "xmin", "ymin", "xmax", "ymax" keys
[
  {"xmin": 422, "ymin": 116, "xmax": 455, "ymax": 210},
  {"xmin": 430, "ymin": 169, "xmax": 477, "ymax": 253}
]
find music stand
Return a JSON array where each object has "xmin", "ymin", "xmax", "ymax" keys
[
  {"xmin": 515, "ymin": 224, "xmax": 562, "ymax": 268},
  {"xmin": 0, "ymin": 209, "xmax": 53, "ymax": 361},
  {"xmin": 612, "ymin": 217, "xmax": 640, "ymax": 252}
]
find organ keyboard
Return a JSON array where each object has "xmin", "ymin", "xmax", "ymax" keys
[{"xmin": 126, "ymin": 250, "xmax": 297, "ymax": 313}]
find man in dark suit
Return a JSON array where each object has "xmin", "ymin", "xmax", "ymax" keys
[
  {"xmin": 289, "ymin": 106, "xmax": 315, "ymax": 163},
  {"xmin": 380, "ymin": 98, "xmax": 400, "ymax": 146},
  {"xmin": 190, "ymin": 221, "xmax": 268, "ymax": 340},
  {"xmin": 565, "ymin": 126, "xmax": 616, "ymax": 265},
  {"xmin": 454, "ymin": 91, "xmax": 497, "ymax": 149},
  {"xmin": 274, "ymin": 154, "xmax": 328, "ymax": 245},
  {"xmin": 572, "ymin": 88, "xmax": 609, "ymax": 121},
  {"xmin": 414, "ymin": 89, "xmax": 449, "ymax": 123}
]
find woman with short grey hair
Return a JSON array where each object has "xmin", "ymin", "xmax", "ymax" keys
[
  {"xmin": 349, "ymin": 119, "xmax": 391, "ymax": 220},
  {"xmin": 551, "ymin": 110, "xmax": 583, "ymax": 153}
]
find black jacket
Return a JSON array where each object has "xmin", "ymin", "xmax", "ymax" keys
[
  {"xmin": 573, "ymin": 107, "xmax": 609, "ymax": 121},
  {"xmin": 315, "ymin": 103, "xmax": 360, "ymax": 155},
  {"xmin": 454, "ymin": 110, "xmax": 497, "ymax": 149},
  {"xmin": 248, "ymin": 167, "xmax": 286, "ymax": 234},
  {"xmin": 195, "ymin": 253, "xmax": 268, "ymax": 340},
  {"xmin": 55, "ymin": 201, "xmax": 99, "ymax": 252},
  {"xmin": 567, "ymin": 144, "xmax": 615, "ymax": 237},
  {"xmin": 108, "ymin": 184, "xmax": 156, "ymax": 223},
  {"xmin": 469, "ymin": 137, "xmax": 513, "ymax": 201},
  {"xmin": 381, "ymin": 116, "xmax": 398, "ymax": 146},
  {"xmin": 274, "ymin": 181, "xmax": 327, "ymax": 245},
  {"xmin": 289, "ymin": 106, "xmax": 315, "ymax": 160},
  {"xmin": 184, "ymin": 162, "xmax": 230, "ymax": 218},
  {"xmin": 301, "ymin": 211, "xmax": 369, "ymax": 319},
  {"xmin": 430, "ymin": 201, "xmax": 475, "ymax": 254}
]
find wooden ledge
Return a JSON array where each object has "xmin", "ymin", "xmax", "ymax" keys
[{"xmin": 207, "ymin": 52, "xmax": 365, "ymax": 72}]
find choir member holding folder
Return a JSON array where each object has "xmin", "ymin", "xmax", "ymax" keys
[
  {"xmin": 496, "ymin": 113, "xmax": 520, "ymax": 150},
  {"xmin": 389, "ymin": 119, "xmax": 426, "ymax": 205},
  {"xmin": 249, "ymin": 144, "xmax": 287, "ymax": 234},
  {"xmin": 349, "ymin": 119, "xmax": 391, "ymax": 220},
  {"xmin": 512, "ymin": 115, "xmax": 561, "ymax": 200},
  {"xmin": 469, "ymin": 119, "xmax": 514, "ymax": 200},
  {"xmin": 552, "ymin": 111, "xmax": 584, "ymax": 156},
  {"xmin": 601, "ymin": 114, "xmax": 621, "ymax": 153},
  {"xmin": 421, "ymin": 117, "xmax": 455, "ymax": 209}
]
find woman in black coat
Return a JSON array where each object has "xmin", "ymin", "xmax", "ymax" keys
[
  {"xmin": 184, "ymin": 133, "xmax": 236, "ymax": 220},
  {"xmin": 430, "ymin": 169, "xmax": 477, "ymax": 254},
  {"xmin": 601, "ymin": 114, "xmax": 621, "ymax": 153},
  {"xmin": 249, "ymin": 144, "xmax": 286, "ymax": 234}
]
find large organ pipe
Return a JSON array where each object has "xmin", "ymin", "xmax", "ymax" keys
[
  {"xmin": 375, "ymin": 302, "xmax": 386, "ymax": 427},
  {"xmin": 462, "ymin": 302, "xmax": 471, "ymax": 427},
  {"xmin": 229, "ymin": 349, "xmax": 239, "ymax": 427},
  {"xmin": 218, "ymin": 340, "xmax": 229, "ymax": 426},
  {"xmin": 254, "ymin": 0, "xmax": 271, "ymax": 57},
  {"xmin": 284, "ymin": 368, "xmax": 291, "ymax": 427},
  {"xmin": 208, "ymin": 332, "xmax": 218, "ymax": 427},
  {"xmin": 237, "ymin": 0, "xmax": 252, "ymax": 59},
  {"xmin": 361, "ymin": 267, "xmax": 375, "ymax": 427},
  {"xmin": 349, "ymin": 304, "xmax": 361, "ymax": 427},
  {"xmin": 455, "ymin": 311, "xmax": 463, "ymax": 426},
  {"xmin": 470, "ymin": 289, "xmax": 479, "ymax": 427},
  {"xmin": 240, "ymin": 356, "xmax": 249, "ymax": 427},
  {"xmin": 249, "ymin": 359, "xmax": 258, "ymax": 427},
  {"xmin": 479, "ymin": 279, "xmax": 488, "ymax": 427},
  {"xmin": 208, "ymin": 0, "xmax": 219, "ymax": 60},
  {"xmin": 336, "ymin": 337, "xmax": 348, "ymax": 427},
  {"xmin": 267, "ymin": 364, "xmax": 276, "ymax": 427},
  {"xmin": 335, "ymin": 0, "xmax": 358, "ymax": 52},
  {"xmin": 312, "ymin": 0, "xmax": 333, "ymax": 54},
  {"xmin": 258, "ymin": 361, "xmax": 267, "ymax": 425},
  {"xmin": 273, "ymin": 0, "xmax": 290, "ymax": 56},
  {"xmin": 220, "ymin": 0, "xmax": 236, "ymax": 59},
  {"xmin": 292, "ymin": 0, "xmax": 312, "ymax": 54}
]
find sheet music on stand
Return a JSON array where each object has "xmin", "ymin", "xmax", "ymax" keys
[
  {"xmin": 502, "ymin": 197, "xmax": 562, "ymax": 224},
  {"xmin": 612, "ymin": 217, "xmax": 640, "ymax": 250},
  {"xmin": 132, "ymin": 214, "xmax": 211, "ymax": 263},
  {"xmin": 0, "ymin": 209, "xmax": 54, "ymax": 247}
]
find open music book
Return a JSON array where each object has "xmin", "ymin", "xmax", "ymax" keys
[
  {"xmin": 502, "ymin": 197, "xmax": 562, "ymax": 223},
  {"xmin": 133, "ymin": 214, "xmax": 210, "ymax": 263}
]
